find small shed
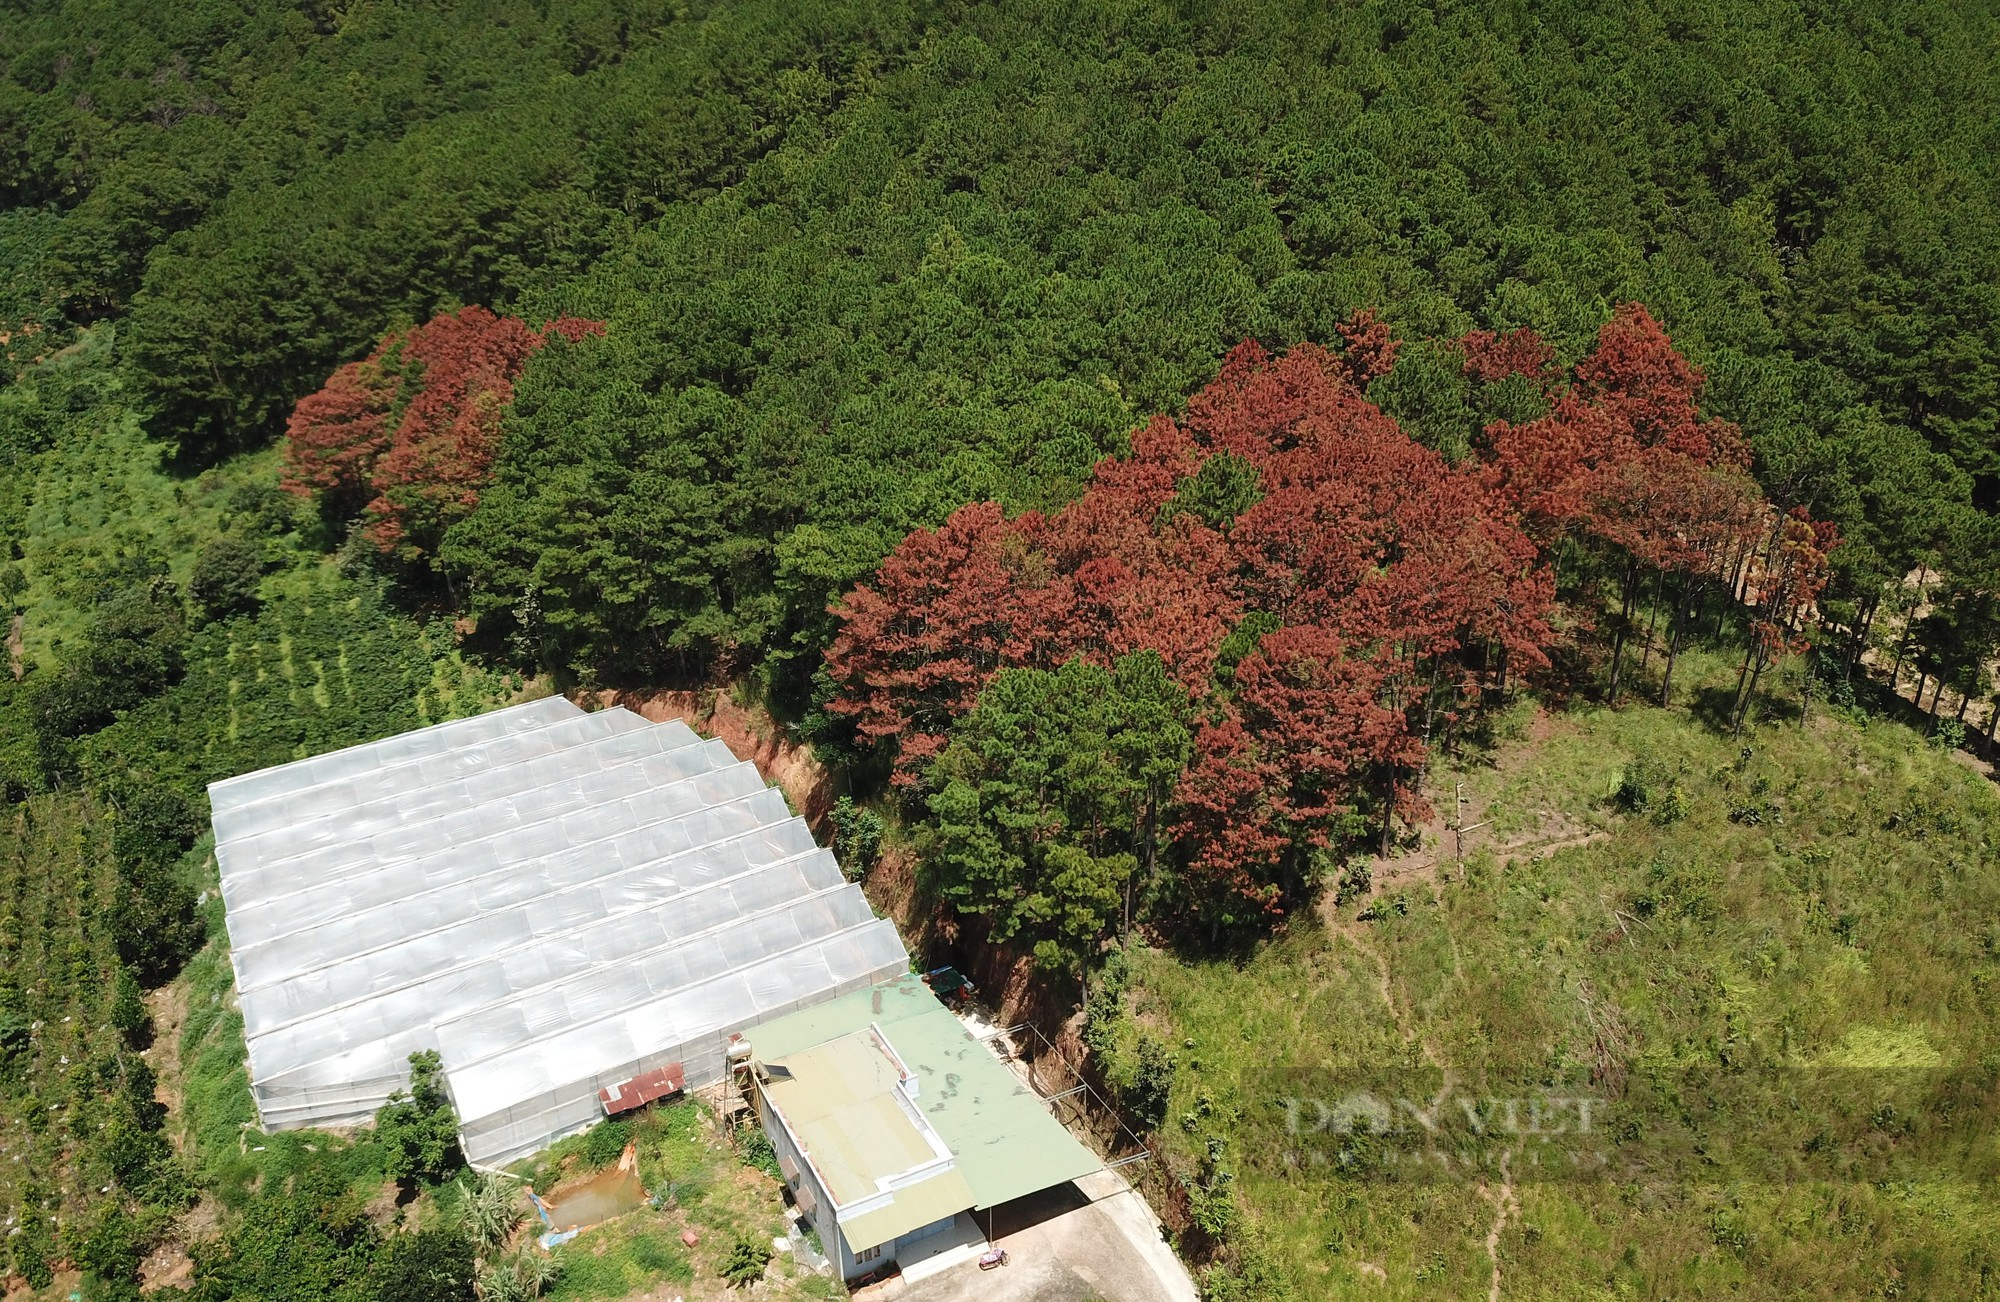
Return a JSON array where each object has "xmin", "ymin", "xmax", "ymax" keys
[{"xmin": 599, "ymin": 1062, "xmax": 686, "ymax": 1116}]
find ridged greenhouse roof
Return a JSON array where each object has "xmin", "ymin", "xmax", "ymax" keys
[{"xmin": 210, "ymin": 696, "xmax": 907, "ymax": 1156}]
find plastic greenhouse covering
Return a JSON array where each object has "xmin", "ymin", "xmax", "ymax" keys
[{"xmin": 210, "ymin": 697, "xmax": 909, "ymax": 1166}]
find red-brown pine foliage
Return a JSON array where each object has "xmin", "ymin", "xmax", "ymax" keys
[
  {"xmin": 824, "ymin": 327, "xmax": 1554, "ymax": 918},
  {"xmin": 1170, "ymin": 712, "xmax": 1293, "ymax": 920},
  {"xmin": 1457, "ymin": 326, "xmax": 1556, "ymax": 386},
  {"xmin": 281, "ymin": 357, "xmax": 400, "ymax": 504},
  {"xmin": 1480, "ymin": 303, "xmax": 1748, "ymax": 552},
  {"xmin": 817, "ymin": 501, "xmax": 1064, "ymax": 775},
  {"xmin": 282, "ymin": 307, "xmax": 604, "ymax": 562},
  {"xmin": 1334, "ymin": 308, "xmax": 1401, "ymax": 390},
  {"xmin": 826, "ymin": 304, "xmax": 1825, "ymax": 921}
]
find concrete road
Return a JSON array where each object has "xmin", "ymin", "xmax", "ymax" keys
[{"xmin": 865, "ymin": 1169, "xmax": 1199, "ymax": 1302}]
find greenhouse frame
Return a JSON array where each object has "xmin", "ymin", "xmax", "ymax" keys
[{"xmin": 209, "ymin": 696, "xmax": 909, "ymax": 1167}]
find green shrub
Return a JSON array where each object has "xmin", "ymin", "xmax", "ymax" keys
[
  {"xmin": 110, "ymin": 966, "xmax": 148, "ymax": 1043},
  {"xmin": 829, "ymin": 796, "xmax": 885, "ymax": 879},
  {"xmin": 1081, "ymin": 944, "xmax": 1131, "ymax": 1059},
  {"xmin": 366, "ymin": 1227, "xmax": 477, "ymax": 1302},
  {"xmin": 1200, "ymin": 1238, "xmax": 1295, "ymax": 1302},
  {"xmin": 189, "ymin": 535, "xmax": 267, "ymax": 621},
  {"xmin": 376, "ymin": 1050, "xmax": 464, "ymax": 1185},
  {"xmin": 1614, "ymin": 755, "xmax": 1667, "ymax": 812},
  {"xmin": 736, "ymin": 1123, "xmax": 780, "ymax": 1179},
  {"xmin": 1336, "ymin": 860, "xmax": 1373, "ymax": 904},
  {"xmin": 721, "ymin": 1235, "xmax": 771, "ymax": 1287},
  {"xmin": 11, "ymin": 1199, "xmax": 55, "ymax": 1288},
  {"xmin": 78, "ymin": 1201, "xmax": 146, "ymax": 1302},
  {"xmin": 1185, "ymin": 1138, "xmax": 1241, "ymax": 1240},
  {"xmin": 189, "ymin": 1165, "xmax": 380, "ymax": 1302},
  {"xmin": 106, "ymin": 787, "xmax": 204, "ymax": 985},
  {"xmin": 582, "ymin": 1117, "xmax": 635, "ymax": 1167},
  {"xmin": 1124, "ymin": 1035, "xmax": 1176, "ymax": 1132},
  {"xmin": 27, "ymin": 581, "xmax": 185, "ymax": 740},
  {"xmin": 1615, "ymin": 755, "xmax": 1690, "ymax": 824}
]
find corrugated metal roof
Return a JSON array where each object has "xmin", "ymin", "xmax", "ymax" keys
[
  {"xmin": 600, "ymin": 1062, "xmax": 684, "ymax": 1115},
  {"xmin": 763, "ymin": 1031, "xmax": 943, "ymax": 1204},
  {"xmin": 838, "ymin": 1171, "xmax": 977, "ymax": 1253},
  {"xmin": 749, "ymin": 975, "xmax": 1102, "ymax": 1213}
]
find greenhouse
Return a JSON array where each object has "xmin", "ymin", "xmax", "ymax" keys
[{"xmin": 209, "ymin": 695, "xmax": 908, "ymax": 1167}]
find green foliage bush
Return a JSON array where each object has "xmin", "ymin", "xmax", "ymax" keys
[
  {"xmin": 27, "ymin": 581, "xmax": 185, "ymax": 743},
  {"xmin": 375, "ymin": 1051, "xmax": 464, "ymax": 1186},
  {"xmin": 735, "ymin": 1122, "xmax": 781, "ymax": 1180},
  {"xmin": 581, "ymin": 1117, "xmax": 635, "ymax": 1168},
  {"xmin": 1199, "ymin": 1237, "xmax": 1295, "ymax": 1302},
  {"xmin": 78, "ymin": 1199, "xmax": 145, "ymax": 1302},
  {"xmin": 1125, "ymin": 1035, "xmax": 1177, "ymax": 1133},
  {"xmin": 109, "ymin": 964, "xmax": 147, "ymax": 1043},
  {"xmin": 365, "ymin": 1228, "xmax": 477, "ymax": 1302},
  {"xmin": 1081, "ymin": 944, "xmax": 1131, "ymax": 1060},
  {"xmin": 189, "ymin": 535, "xmax": 266, "ymax": 622},
  {"xmin": 1185, "ymin": 1138, "xmax": 1241, "ymax": 1240},
  {"xmin": 829, "ymin": 795, "xmax": 885, "ymax": 880},
  {"xmin": 189, "ymin": 1165, "xmax": 380, "ymax": 1302},
  {"xmin": 721, "ymin": 1235, "xmax": 771, "ymax": 1287},
  {"xmin": 1615, "ymin": 755, "xmax": 1692, "ymax": 825}
]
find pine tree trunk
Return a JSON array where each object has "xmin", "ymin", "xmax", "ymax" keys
[
  {"xmin": 1731, "ymin": 648, "xmax": 1755, "ymax": 737},
  {"xmin": 1846, "ymin": 591, "xmax": 1879, "ymax": 678},
  {"xmin": 1420, "ymin": 657, "xmax": 1443, "ymax": 743},
  {"xmin": 1660, "ymin": 576, "xmax": 1696, "ymax": 707},
  {"xmin": 1608, "ymin": 559, "xmax": 1640, "ymax": 703},
  {"xmin": 1735, "ymin": 653, "xmax": 1768, "ymax": 737},
  {"xmin": 1639, "ymin": 568, "xmax": 1664, "ymax": 672},
  {"xmin": 1380, "ymin": 766, "xmax": 1397, "ymax": 856}
]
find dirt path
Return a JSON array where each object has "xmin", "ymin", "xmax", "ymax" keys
[
  {"xmin": 1479, "ymin": 1148, "xmax": 1518, "ymax": 1302},
  {"xmin": 143, "ymin": 979, "xmax": 191, "ymax": 1130},
  {"xmin": 138, "ymin": 972, "xmax": 205, "ymax": 1292},
  {"xmin": 1311, "ymin": 709, "xmax": 1602, "ymax": 1299},
  {"xmin": 7, "ymin": 613, "xmax": 21, "ymax": 680},
  {"xmin": 1320, "ymin": 708, "xmax": 1608, "ymax": 940}
]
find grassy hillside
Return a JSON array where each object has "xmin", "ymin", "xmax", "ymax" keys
[{"xmin": 1111, "ymin": 678, "xmax": 2000, "ymax": 1298}]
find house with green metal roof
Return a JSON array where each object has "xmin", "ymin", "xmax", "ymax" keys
[{"xmin": 746, "ymin": 973, "xmax": 1103, "ymax": 1281}]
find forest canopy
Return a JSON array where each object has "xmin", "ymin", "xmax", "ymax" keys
[
  {"xmin": 6, "ymin": 0, "xmax": 1997, "ymax": 709},
  {"xmin": 823, "ymin": 308, "xmax": 1827, "ymax": 952},
  {"xmin": 4, "ymin": 0, "xmax": 2000, "ymax": 1297}
]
